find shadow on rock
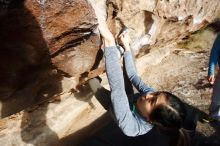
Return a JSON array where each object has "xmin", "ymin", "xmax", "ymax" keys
[
  {"xmin": 0, "ymin": 0, "xmax": 52, "ymax": 117},
  {"xmin": 0, "ymin": 0, "xmax": 62, "ymax": 145},
  {"xmin": 59, "ymin": 113, "xmax": 111, "ymax": 146}
]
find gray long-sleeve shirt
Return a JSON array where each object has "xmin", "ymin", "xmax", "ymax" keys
[{"xmin": 104, "ymin": 46, "xmax": 155, "ymax": 137}]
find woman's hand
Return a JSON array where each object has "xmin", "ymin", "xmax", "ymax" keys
[
  {"xmin": 207, "ymin": 75, "xmax": 215, "ymax": 85},
  {"xmin": 119, "ymin": 31, "xmax": 131, "ymax": 52}
]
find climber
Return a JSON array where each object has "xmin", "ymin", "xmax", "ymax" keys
[
  {"xmin": 87, "ymin": 16, "xmax": 197, "ymax": 145},
  {"xmin": 206, "ymin": 32, "xmax": 220, "ymax": 122}
]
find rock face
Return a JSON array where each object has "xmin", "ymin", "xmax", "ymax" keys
[
  {"xmin": 0, "ymin": 0, "xmax": 220, "ymax": 100},
  {"xmin": 112, "ymin": 0, "xmax": 220, "ymax": 54},
  {"xmin": 0, "ymin": 0, "xmax": 100, "ymax": 100}
]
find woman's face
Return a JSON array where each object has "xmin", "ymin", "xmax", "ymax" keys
[{"xmin": 136, "ymin": 93, "xmax": 168, "ymax": 121}]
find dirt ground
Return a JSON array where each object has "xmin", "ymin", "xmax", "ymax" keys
[{"xmin": 142, "ymin": 47, "xmax": 220, "ymax": 146}]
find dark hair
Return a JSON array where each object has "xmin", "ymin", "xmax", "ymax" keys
[{"xmin": 149, "ymin": 91, "xmax": 190, "ymax": 146}]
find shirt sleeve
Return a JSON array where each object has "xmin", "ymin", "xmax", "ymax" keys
[
  {"xmin": 123, "ymin": 51, "xmax": 155, "ymax": 94},
  {"xmin": 208, "ymin": 33, "xmax": 220, "ymax": 76},
  {"xmin": 104, "ymin": 46, "xmax": 152, "ymax": 136}
]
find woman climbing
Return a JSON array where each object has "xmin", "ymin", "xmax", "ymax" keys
[{"xmin": 86, "ymin": 15, "xmax": 194, "ymax": 145}]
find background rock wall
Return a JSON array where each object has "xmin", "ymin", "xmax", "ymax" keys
[
  {"xmin": 112, "ymin": 0, "xmax": 220, "ymax": 54},
  {"xmin": 0, "ymin": 0, "xmax": 219, "ymax": 102}
]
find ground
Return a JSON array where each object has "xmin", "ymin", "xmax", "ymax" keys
[{"xmin": 142, "ymin": 46, "xmax": 220, "ymax": 145}]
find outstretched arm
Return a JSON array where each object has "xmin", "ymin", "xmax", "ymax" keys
[
  {"xmin": 124, "ymin": 51, "xmax": 155, "ymax": 94},
  {"xmin": 95, "ymin": 5, "xmax": 153, "ymax": 134},
  {"xmin": 119, "ymin": 31, "xmax": 155, "ymax": 94},
  {"xmin": 104, "ymin": 46, "xmax": 152, "ymax": 136}
]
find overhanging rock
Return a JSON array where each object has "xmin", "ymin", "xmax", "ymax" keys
[{"xmin": 0, "ymin": 0, "xmax": 101, "ymax": 101}]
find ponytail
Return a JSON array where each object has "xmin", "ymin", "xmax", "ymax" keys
[{"xmin": 149, "ymin": 91, "xmax": 190, "ymax": 146}]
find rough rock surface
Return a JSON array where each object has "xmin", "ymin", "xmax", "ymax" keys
[
  {"xmin": 113, "ymin": 0, "xmax": 220, "ymax": 54},
  {"xmin": 0, "ymin": 0, "xmax": 219, "ymax": 102},
  {"xmin": 0, "ymin": 0, "xmax": 100, "ymax": 101}
]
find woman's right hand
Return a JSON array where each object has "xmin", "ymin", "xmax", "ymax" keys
[{"xmin": 207, "ymin": 75, "xmax": 215, "ymax": 85}]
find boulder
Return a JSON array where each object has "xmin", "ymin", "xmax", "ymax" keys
[{"xmin": 0, "ymin": 0, "xmax": 100, "ymax": 100}]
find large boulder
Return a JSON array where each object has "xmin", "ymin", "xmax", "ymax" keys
[{"xmin": 0, "ymin": 0, "xmax": 100, "ymax": 100}]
